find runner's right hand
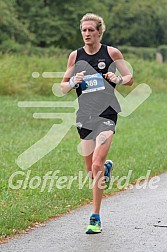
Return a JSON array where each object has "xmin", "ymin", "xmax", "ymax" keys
[{"xmin": 74, "ymin": 71, "xmax": 86, "ymax": 84}]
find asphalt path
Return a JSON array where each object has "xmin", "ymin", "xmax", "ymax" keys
[{"xmin": 1, "ymin": 172, "xmax": 167, "ymax": 252}]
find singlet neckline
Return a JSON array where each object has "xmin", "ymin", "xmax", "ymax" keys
[{"xmin": 82, "ymin": 44, "xmax": 104, "ymax": 56}]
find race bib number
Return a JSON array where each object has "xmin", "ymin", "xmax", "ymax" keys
[{"xmin": 81, "ymin": 73, "xmax": 105, "ymax": 93}]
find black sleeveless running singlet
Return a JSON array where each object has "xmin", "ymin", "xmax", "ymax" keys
[{"xmin": 74, "ymin": 44, "xmax": 121, "ymax": 116}]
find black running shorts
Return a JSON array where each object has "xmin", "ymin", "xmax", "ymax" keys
[{"xmin": 76, "ymin": 113, "xmax": 117, "ymax": 140}]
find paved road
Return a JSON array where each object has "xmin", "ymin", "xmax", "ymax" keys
[{"xmin": 1, "ymin": 172, "xmax": 167, "ymax": 252}]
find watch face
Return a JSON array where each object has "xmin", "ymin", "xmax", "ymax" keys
[{"xmin": 118, "ymin": 76, "xmax": 123, "ymax": 84}]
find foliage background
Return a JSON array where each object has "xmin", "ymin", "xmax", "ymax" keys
[{"xmin": 1, "ymin": 0, "xmax": 167, "ymax": 52}]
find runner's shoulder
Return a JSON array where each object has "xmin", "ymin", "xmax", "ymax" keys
[
  {"xmin": 69, "ymin": 50, "xmax": 77, "ymax": 61},
  {"xmin": 107, "ymin": 46, "xmax": 124, "ymax": 60},
  {"xmin": 68, "ymin": 50, "xmax": 77, "ymax": 67}
]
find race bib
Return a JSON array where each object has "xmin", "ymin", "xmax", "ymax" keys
[{"xmin": 81, "ymin": 73, "xmax": 105, "ymax": 93}]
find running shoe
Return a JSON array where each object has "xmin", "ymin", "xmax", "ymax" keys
[
  {"xmin": 104, "ymin": 160, "xmax": 113, "ymax": 189},
  {"xmin": 86, "ymin": 216, "xmax": 102, "ymax": 234}
]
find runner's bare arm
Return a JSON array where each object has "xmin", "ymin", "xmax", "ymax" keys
[
  {"xmin": 61, "ymin": 50, "xmax": 77, "ymax": 94},
  {"xmin": 105, "ymin": 47, "xmax": 134, "ymax": 86}
]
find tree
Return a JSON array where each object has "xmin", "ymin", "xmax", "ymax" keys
[
  {"xmin": 0, "ymin": 0, "xmax": 31, "ymax": 44},
  {"xmin": 104, "ymin": 0, "xmax": 167, "ymax": 47},
  {"xmin": 1, "ymin": 0, "xmax": 167, "ymax": 50},
  {"xmin": 15, "ymin": 0, "xmax": 110, "ymax": 49}
]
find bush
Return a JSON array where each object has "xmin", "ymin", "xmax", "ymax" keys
[
  {"xmin": 0, "ymin": 40, "xmax": 70, "ymax": 57},
  {"xmin": 157, "ymin": 45, "xmax": 167, "ymax": 62},
  {"xmin": 118, "ymin": 46, "xmax": 156, "ymax": 61},
  {"xmin": 0, "ymin": 40, "xmax": 25, "ymax": 54}
]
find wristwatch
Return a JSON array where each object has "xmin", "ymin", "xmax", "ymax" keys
[{"xmin": 117, "ymin": 75, "xmax": 123, "ymax": 85}]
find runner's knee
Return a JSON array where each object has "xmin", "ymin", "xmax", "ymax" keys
[{"xmin": 92, "ymin": 162, "xmax": 104, "ymax": 174}]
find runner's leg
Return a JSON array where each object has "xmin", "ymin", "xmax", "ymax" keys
[
  {"xmin": 80, "ymin": 139, "xmax": 95, "ymax": 178},
  {"xmin": 92, "ymin": 130, "xmax": 113, "ymax": 214}
]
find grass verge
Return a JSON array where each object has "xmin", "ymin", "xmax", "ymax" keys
[{"xmin": 0, "ymin": 90, "xmax": 167, "ymax": 239}]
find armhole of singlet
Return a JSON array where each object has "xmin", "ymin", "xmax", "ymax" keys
[
  {"xmin": 105, "ymin": 45, "xmax": 115, "ymax": 62},
  {"xmin": 75, "ymin": 47, "xmax": 84, "ymax": 63}
]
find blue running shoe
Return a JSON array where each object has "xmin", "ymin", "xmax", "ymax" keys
[
  {"xmin": 104, "ymin": 160, "xmax": 113, "ymax": 189},
  {"xmin": 86, "ymin": 216, "xmax": 102, "ymax": 234}
]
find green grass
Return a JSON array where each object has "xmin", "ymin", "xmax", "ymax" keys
[
  {"xmin": 0, "ymin": 54, "xmax": 167, "ymax": 96},
  {"xmin": 0, "ymin": 91, "xmax": 167, "ymax": 239},
  {"xmin": 0, "ymin": 54, "xmax": 167, "ymax": 239},
  {"xmin": 0, "ymin": 54, "xmax": 69, "ymax": 96}
]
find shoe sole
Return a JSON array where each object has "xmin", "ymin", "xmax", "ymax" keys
[{"xmin": 86, "ymin": 229, "xmax": 102, "ymax": 234}]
